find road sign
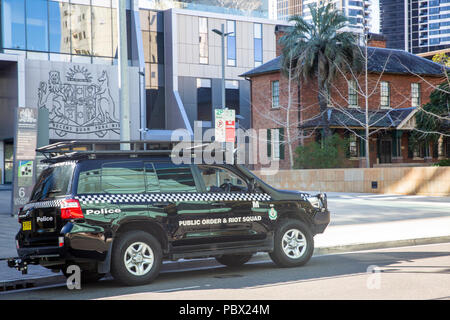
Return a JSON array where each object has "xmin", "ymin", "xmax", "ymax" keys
[{"xmin": 215, "ymin": 109, "xmax": 235, "ymax": 143}]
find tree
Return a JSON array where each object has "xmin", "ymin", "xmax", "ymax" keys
[
  {"xmin": 279, "ymin": 4, "xmax": 361, "ymax": 138},
  {"xmin": 432, "ymin": 53, "xmax": 450, "ymax": 67},
  {"xmin": 410, "ymin": 82, "xmax": 450, "ymax": 157},
  {"xmin": 294, "ymin": 133, "xmax": 349, "ymax": 169}
]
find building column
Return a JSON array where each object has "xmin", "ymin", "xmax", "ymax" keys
[{"xmin": 438, "ymin": 134, "xmax": 445, "ymax": 160}]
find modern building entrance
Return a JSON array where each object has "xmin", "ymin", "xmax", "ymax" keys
[{"xmin": 0, "ymin": 58, "xmax": 18, "ymax": 185}]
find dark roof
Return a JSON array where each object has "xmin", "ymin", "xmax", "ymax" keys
[
  {"xmin": 240, "ymin": 47, "xmax": 448, "ymax": 78},
  {"xmin": 241, "ymin": 56, "xmax": 281, "ymax": 78},
  {"xmin": 300, "ymin": 107, "xmax": 416, "ymax": 129}
]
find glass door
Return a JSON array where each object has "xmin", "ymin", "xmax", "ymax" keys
[{"xmin": 4, "ymin": 142, "xmax": 13, "ymax": 184}]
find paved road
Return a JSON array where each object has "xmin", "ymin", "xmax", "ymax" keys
[{"xmin": 1, "ymin": 243, "xmax": 449, "ymax": 300}]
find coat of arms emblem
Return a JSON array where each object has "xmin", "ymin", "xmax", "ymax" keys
[{"xmin": 37, "ymin": 66, "xmax": 120, "ymax": 138}]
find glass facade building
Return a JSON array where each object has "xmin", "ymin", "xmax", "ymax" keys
[
  {"xmin": 0, "ymin": 0, "xmax": 133, "ymax": 63},
  {"xmin": 380, "ymin": 0, "xmax": 407, "ymax": 50},
  {"xmin": 408, "ymin": 0, "xmax": 450, "ymax": 54},
  {"xmin": 381, "ymin": 0, "xmax": 450, "ymax": 54}
]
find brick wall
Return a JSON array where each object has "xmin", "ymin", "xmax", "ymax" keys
[
  {"xmin": 251, "ymin": 71, "xmax": 300, "ymax": 170},
  {"xmin": 250, "ymin": 67, "xmax": 444, "ymax": 169}
]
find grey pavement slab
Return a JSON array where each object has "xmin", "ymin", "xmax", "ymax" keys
[{"xmin": 0, "ymin": 190, "xmax": 12, "ymax": 215}]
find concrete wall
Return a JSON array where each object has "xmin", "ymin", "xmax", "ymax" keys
[
  {"xmin": 254, "ymin": 167, "xmax": 450, "ymax": 196},
  {"xmin": 175, "ymin": 12, "xmax": 277, "ymax": 80}
]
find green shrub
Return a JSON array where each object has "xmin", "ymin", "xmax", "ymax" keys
[
  {"xmin": 294, "ymin": 134, "xmax": 349, "ymax": 169},
  {"xmin": 433, "ymin": 159, "xmax": 450, "ymax": 167}
]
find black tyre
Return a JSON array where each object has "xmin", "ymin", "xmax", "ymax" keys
[
  {"xmin": 215, "ymin": 254, "xmax": 253, "ymax": 267},
  {"xmin": 61, "ymin": 265, "xmax": 105, "ymax": 284},
  {"xmin": 110, "ymin": 231, "xmax": 162, "ymax": 286},
  {"xmin": 269, "ymin": 219, "xmax": 314, "ymax": 268}
]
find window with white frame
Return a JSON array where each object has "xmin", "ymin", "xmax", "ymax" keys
[
  {"xmin": 411, "ymin": 83, "xmax": 421, "ymax": 107},
  {"xmin": 254, "ymin": 23, "xmax": 262, "ymax": 67},
  {"xmin": 226, "ymin": 20, "xmax": 236, "ymax": 66},
  {"xmin": 380, "ymin": 81, "xmax": 390, "ymax": 108},
  {"xmin": 349, "ymin": 133, "xmax": 358, "ymax": 158},
  {"xmin": 272, "ymin": 80, "xmax": 280, "ymax": 108},
  {"xmin": 348, "ymin": 80, "xmax": 358, "ymax": 107},
  {"xmin": 267, "ymin": 128, "xmax": 284, "ymax": 160}
]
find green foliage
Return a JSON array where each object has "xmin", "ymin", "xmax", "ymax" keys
[
  {"xmin": 278, "ymin": 4, "xmax": 361, "ymax": 138},
  {"xmin": 434, "ymin": 159, "xmax": 450, "ymax": 167},
  {"xmin": 410, "ymin": 82, "xmax": 450, "ymax": 149},
  {"xmin": 279, "ymin": 4, "xmax": 362, "ymax": 84},
  {"xmin": 294, "ymin": 134, "xmax": 349, "ymax": 169}
]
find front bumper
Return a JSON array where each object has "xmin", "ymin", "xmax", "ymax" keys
[{"xmin": 313, "ymin": 208, "xmax": 330, "ymax": 234}]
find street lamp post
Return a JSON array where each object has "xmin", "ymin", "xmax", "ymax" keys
[
  {"xmin": 118, "ymin": 0, "xmax": 130, "ymax": 150},
  {"xmin": 212, "ymin": 24, "xmax": 233, "ymax": 110}
]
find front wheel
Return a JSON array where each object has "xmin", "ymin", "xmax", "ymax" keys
[
  {"xmin": 269, "ymin": 219, "xmax": 314, "ymax": 268},
  {"xmin": 111, "ymin": 231, "xmax": 162, "ymax": 286}
]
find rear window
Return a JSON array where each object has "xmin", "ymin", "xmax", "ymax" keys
[
  {"xmin": 76, "ymin": 161, "xmax": 197, "ymax": 194},
  {"xmin": 30, "ymin": 164, "xmax": 75, "ymax": 201}
]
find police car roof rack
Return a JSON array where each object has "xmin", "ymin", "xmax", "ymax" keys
[{"xmin": 36, "ymin": 140, "xmax": 178, "ymax": 163}]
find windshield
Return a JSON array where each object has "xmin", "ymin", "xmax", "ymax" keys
[{"xmin": 30, "ymin": 164, "xmax": 75, "ymax": 201}]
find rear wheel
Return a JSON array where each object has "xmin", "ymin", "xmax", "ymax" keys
[
  {"xmin": 110, "ymin": 231, "xmax": 162, "ymax": 286},
  {"xmin": 269, "ymin": 219, "xmax": 314, "ymax": 268},
  {"xmin": 215, "ymin": 254, "xmax": 253, "ymax": 267}
]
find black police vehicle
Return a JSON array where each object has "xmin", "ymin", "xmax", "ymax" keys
[{"xmin": 9, "ymin": 141, "xmax": 330, "ymax": 286}]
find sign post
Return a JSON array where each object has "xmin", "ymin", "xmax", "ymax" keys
[
  {"xmin": 12, "ymin": 107, "xmax": 38, "ymax": 216},
  {"xmin": 215, "ymin": 108, "xmax": 235, "ymax": 164},
  {"xmin": 215, "ymin": 108, "xmax": 235, "ymax": 143}
]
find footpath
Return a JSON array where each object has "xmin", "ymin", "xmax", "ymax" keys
[{"xmin": 0, "ymin": 190, "xmax": 449, "ymax": 290}]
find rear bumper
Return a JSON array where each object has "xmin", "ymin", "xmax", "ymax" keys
[
  {"xmin": 15, "ymin": 227, "xmax": 110, "ymax": 263},
  {"xmin": 17, "ymin": 245, "xmax": 65, "ymax": 260}
]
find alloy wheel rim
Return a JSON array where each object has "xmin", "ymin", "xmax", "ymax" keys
[
  {"xmin": 124, "ymin": 242, "xmax": 154, "ymax": 276},
  {"xmin": 282, "ymin": 229, "xmax": 307, "ymax": 259}
]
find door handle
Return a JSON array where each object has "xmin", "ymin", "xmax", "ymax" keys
[{"xmin": 153, "ymin": 202, "xmax": 172, "ymax": 208}]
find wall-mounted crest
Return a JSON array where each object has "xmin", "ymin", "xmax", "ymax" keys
[{"xmin": 37, "ymin": 67, "xmax": 119, "ymax": 138}]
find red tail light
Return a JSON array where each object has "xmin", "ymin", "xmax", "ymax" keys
[
  {"xmin": 17, "ymin": 207, "xmax": 23, "ymax": 223},
  {"xmin": 60, "ymin": 199, "xmax": 84, "ymax": 219}
]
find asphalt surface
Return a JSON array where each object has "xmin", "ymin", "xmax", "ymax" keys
[{"xmin": 1, "ymin": 243, "xmax": 449, "ymax": 300}]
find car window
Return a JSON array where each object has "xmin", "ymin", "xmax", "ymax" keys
[
  {"xmin": 101, "ymin": 161, "xmax": 146, "ymax": 194},
  {"xmin": 30, "ymin": 164, "xmax": 74, "ymax": 200},
  {"xmin": 154, "ymin": 163, "xmax": 197, "ymax": 193},
  {"xmin": 77, "ymin": 161, "xmax": 146, "ymax": 194},
  {"xmin": 144, "ymin": 162, "xmax": 160, "ymax": 193},
  {"xmin": 77, "ymin": 167, "xmax": 101, "ymax": 194},
  {"xmin": 198, "ymin": 165, "xmax": 247, "ymax": 193}
]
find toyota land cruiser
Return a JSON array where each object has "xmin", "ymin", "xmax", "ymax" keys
[{"xmin": 10, "ymin": 141, "xmax": 330, "ymax": 286}]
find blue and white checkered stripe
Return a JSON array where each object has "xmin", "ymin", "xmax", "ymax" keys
[
  {"xmin": 23, "ymin": 200, "xmax": 63, "ymax": 211},
  {"xmin": 75, "ymin": 193, "xmax": 272, "ymax": 205}
]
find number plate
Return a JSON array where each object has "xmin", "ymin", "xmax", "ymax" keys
[{"xmin": 22, "ymin": 221, "xmax": 32, "ymax": 231}]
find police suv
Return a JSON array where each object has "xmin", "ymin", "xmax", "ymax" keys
[{"xmin": 10, "ymin": 141, "xmax": 330, "ymax": 286}]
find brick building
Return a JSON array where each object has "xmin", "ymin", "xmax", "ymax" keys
[{"xmin": 241, "ymin": 32, "xmax": 449, "ymax": 169}]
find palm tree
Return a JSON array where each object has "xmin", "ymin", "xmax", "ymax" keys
[{"xmin": 279, "ymin": 3, "xmax": 361, "ymax": 138}]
